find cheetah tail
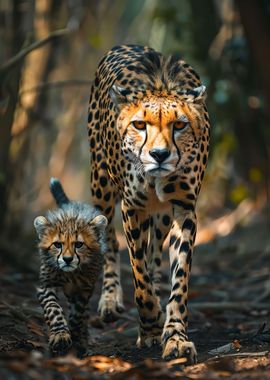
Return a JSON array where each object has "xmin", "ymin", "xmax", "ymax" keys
[{"xmin": 50, "ymin": 177, "xmax": 70, "ymax": 207}]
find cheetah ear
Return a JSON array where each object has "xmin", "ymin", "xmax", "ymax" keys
[
  {"xmin": 34, "ymin": 216, "xmax": 49, "ymax": 238},
  {"xmin": 109, "ymin": 85, "xmax": 129, "ymax": 106},
  {"xmin": 91, "ymin": 214, "xmax": 108, "ymax": 233},
  {"xmin": 179, "ymin": 85, "xmax": 206, "ymax": 104}
]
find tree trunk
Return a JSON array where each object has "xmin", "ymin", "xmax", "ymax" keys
[{"xmin": 0, "ymin": 0, "xmax": 30, "ymax": 231}]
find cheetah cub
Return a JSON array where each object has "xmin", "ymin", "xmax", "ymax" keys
[{"xmin": 34, "ymin": 178, "xmax": 107, "ymax": 356}]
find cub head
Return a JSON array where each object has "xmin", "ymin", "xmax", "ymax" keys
[
  {"xmin": 34, "ymin": 210, "xmax": 107, "ymax": 272},
  {"xmin": 110, "ymin": 85, "xmax": 206, "ymax": 178}
]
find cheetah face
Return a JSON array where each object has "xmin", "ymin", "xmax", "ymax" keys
[{"xmin": 112, "ymin": 87, "xmax": 206, "ymax": 177}]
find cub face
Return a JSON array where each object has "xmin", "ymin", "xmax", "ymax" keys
[{"xmin": 34, "ymin": 214, "xmax": 107, "ymax": 272}]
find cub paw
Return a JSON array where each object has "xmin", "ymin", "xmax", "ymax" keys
[
  {"xmin": 49, "ymin": 330, "xmax": 72, "ymax": 355},
  {"xmin": 162, "ymin": 339, "xmax": 197, "ymax": 364},
  {"xmin": 98, "ymin": 294, "xmax": 125, "ymax": 322},
  {"xmin": 136, "ymin": 334, "xmax": 161, "ymax": 348}
]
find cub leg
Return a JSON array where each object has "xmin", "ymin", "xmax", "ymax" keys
[
  {"xmin": 37, "ymin": 286, "xmax": 72, "ymax": 355},
  {"xmin": 67, "ymin": 292, "xmax": 91, "ymax": 357}
]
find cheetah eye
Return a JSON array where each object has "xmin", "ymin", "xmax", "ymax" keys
[
  {"xmin": 53, "ymin": 242, "xmax": 62, "ymax": 249},
  {"xmin": 74, "ymin": 241, "xmax": 84, "ymax": 249},
  {"xmin": 173, "ymin": 120, "xmax": 189, "ymax": 131},
  {"xmin": 132, "ymin": 120, "xmax": 146, "ymax": 131}
]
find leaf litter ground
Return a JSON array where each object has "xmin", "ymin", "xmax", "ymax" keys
[{"xmin": 0, "ymin": 208, "xmax": 270, "ymax": 379}]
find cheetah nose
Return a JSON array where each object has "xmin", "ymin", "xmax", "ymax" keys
[
  {"xmin": 63, "ymin": 256, "xmax": 73, "ymax": 265},
  {"xmin": 149, "ymin": 148, "xmax": 170, "ymax": 164}
]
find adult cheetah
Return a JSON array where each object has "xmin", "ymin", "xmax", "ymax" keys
[{"xmin": 88, "ymin": 45, "xmax": 210, "ymax": 363}]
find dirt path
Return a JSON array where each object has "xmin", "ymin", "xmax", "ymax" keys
[{"xmin": 0, "ymin": 212, "xmax": 270, "ymax": 379}]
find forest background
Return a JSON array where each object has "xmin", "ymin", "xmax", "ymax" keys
[{"xmin": 0, "ymin": 0, "xmax": 269, "ymax": 254}]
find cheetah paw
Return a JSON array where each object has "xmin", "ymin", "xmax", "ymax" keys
[
  {"xmin": 49, "ymin": 330, "xmax": 72, "ymax": 355},
  {"xmin": 162, "ymin": 339, "xmax": 197, "ymax": 364},
  {"xmin": 98, "ymin": 295, "xmax": 125, "ymax": 322}
]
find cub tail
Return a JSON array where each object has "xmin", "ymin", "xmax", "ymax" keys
[{"xmin": 50, "ymin": 177, "xmax": 70, "ymax": 207}]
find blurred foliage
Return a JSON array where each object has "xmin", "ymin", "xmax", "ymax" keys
[{"xmin": 0, "ymin": 0, "xmax": 269, "ymax": 239}]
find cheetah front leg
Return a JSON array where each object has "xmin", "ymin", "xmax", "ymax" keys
[
  {"xmin": 90, "ymin": 164, "xmax": 124, "ymax": 322},
  {"xmin": 122, "ymin": 202, "xmax": 164, "ymax": 347},
  {"xmin": 148, "ymin": 212, "xmax": 172, "ymax": 296},
  {"xmin": 37, "ymin": 286, "xmax": 72, "ymax": 355},
  {"xmin": 162, "ymin": 209, "xmax": 197, "ymax": 364}
]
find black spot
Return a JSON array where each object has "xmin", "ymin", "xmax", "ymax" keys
[
  {"xmin": 137, "ymin": 191, "xmax": 148, "ymax": 200},
  {"xmin": 179, "ymin": 182, "xmax": 190, "ymax": 190},
  {"xmin": 136, "ymin": 265, "xmax": 143, "ymax": 274},
  {"xmin": 171, "ymin": 200, "xmax": 194, "ymax": 211},
  {"xmin": 96, "ymin": 189, "xmax": 102, "ymax": 199},
  {"xmin": 105, "ymin": 206, "xmax": 112, "ymax": 215},
  {"xmin": 182, "ymin": 219, "xmax": 195, "ymax": 232},
  {"xmin": 143, "ymin": 275, "xmax": 150, "ymax": 283},
  {"xmin": 169, "ymin": 235, "xmax": 177, "ymax": 246},
  {"xmin": 176, "ymin": 268, "xmax": 184, "ymax": 278},
  {"xmin": 180, "ymin": 242, "xmax": 189, "ymax": 253},
  {"xmin": 136, "ymin": 297, "xmax": 144, "ymax": 308},
  {"xmin": 145, "ymin": 301, "xmax": 154, "ymax": 311},
  {"xmin": 179, "ymin": 305, "xmax": 185, "ymax": 314},
  {"xmin": 135, "ymin": 248, "xmax": 144, "ymax": 260},
  {"xmin": 131, "ymin": 228, "xmax": 140, "ymax": 239},
  {"xmin": 90, "ymin": 138, "xmax": 95, "ymax": 149},
  {"xmin": 88, "ymin": 113, "xmax": 93, "ymax": 123},
  {"xmin": 100, "ymin": 176, "xmax": 107, "ymax": 187},
  {"xmin": 127, "ymin": 209, "xmax": 135, "ymax": 217},
  {"xmin": 172, "ymin": 282, "xmax": 180, "ymax": 291},
  {"xmin": 162, "ymin": 215, "xmax": 171, "ymax": 226},
  {"xmin": 141, "ymin": 218, "xmax": 150, "ymax": 231},
  {"xmin": 182, "ymin": 285, "xmax": 187, "ymax": 293},
  {"xmin": 155, "ymin": 228, "xmax": 162, "ymax": 240},
  {"xmin": 155, "ymin": 258, "xmax": 161, "ymax": 266},
  {"xmin": 174, "ymin": 238, "xmax": 181, "ymax": 250},
  {"xmin": 203, "ymin": 154, "xmax": 207, "ymax": 165},
  {"xmin": 163, "ymin": 183, "xmax": 175, "ymax": 193},
  {"xmin": 171, "ymin": 258, "xmax": 177, "ymax": 275},
  {"xmin": 138, "ymin": 280, "xmax": 145, "ymax": 290},
  {"xmin": 104, "ymin": 192, "xmax": 111, "ymax": 201},
  {"xmin": 174, "ymin": 295, "xmax": 182, "ymax": 303}
]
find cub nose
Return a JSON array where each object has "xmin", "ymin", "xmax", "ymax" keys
[
  {"xmin": 63, "ymin": 256, "xmax": 73, "ymax": 265},
  {"xmin": 149, "ymin": 148, "xmax": 170, "ymax": 164}
]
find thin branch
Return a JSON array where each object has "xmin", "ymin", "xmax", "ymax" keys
[
  {"xmin": 0, "ymin": 28, "xmax": 72, "ymax": 74},
  {"xmin": 19, "ymin": 79, "xmax": 93, "ymax": 95}
]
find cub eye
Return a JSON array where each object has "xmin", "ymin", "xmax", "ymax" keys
[
  {"xmin": 74, "ymin": 241, "xmax": 84, "ymax": 249},
  {"xmin": 132, "ymin": 120, "xmax": 146, "ymax": 130},
  {"xmin": 173, "ymin": 120, "xmax": 189, "ymax": 131},
  {"xmin": 53, "ymin": 242, "xmax": 62, "ymax": 249}
]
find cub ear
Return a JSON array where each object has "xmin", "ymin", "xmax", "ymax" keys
[
  {"xmin": 34, "ymin": 216, "xmax": 49, "ymax": 237},
  {"xmin": 179, "ymin": 85, "xmax": 206, "ymax": 104},
  {"xmin": 109, "ymin": 85, "xmax": 129, "ymax": 106},
  {"xmin": 91, "ymin": 214, "xmax": 108, "ymax": 233}
]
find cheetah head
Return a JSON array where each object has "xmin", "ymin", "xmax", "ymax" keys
[{"xmin": 110, "ymin": 85, "xmax": 206, "ymax": 177}]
